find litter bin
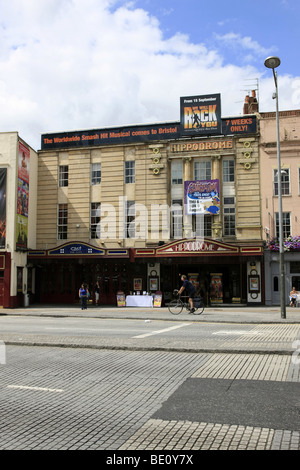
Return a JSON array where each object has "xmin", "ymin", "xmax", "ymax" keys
[{"xmin": 24, "ymin": 293, "xmax": 30, "ymax": 307}]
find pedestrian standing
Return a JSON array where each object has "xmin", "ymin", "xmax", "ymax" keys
[
  {"xmin": 95, "ymin": 280, "xmax": 100, "ymax": 306},
  {"xmin": 79, "ymin": 283, "xmax": 89, "ymax": 310}
]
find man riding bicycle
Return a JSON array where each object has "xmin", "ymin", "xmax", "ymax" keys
[{"xmin": 178, "ymin": 274, "xmax": 196, "ymax": 313}]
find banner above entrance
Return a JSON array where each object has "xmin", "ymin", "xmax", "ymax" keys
[
  {"xmin": 49, "ymin": 242, "xmax": 105, "ymax": 256},
  {"xmin": 135, "ymin": 239, "xmax": 263, "ymax": 257},
  {"xmin": 28, "ymin": 242, "xmax": 129, "ymax": 258},
  {"xmin": 156, "ymin": 239, "xmax": 239, "ymax": 256}
]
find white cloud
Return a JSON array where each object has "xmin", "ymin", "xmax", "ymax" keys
[
  {"xmin": 214, "ymin": 32, "xmax": 273, "ymax": 60},
  {"xmin": 0, "ymin": 0, "xmax": 299, "ymax": 150}
]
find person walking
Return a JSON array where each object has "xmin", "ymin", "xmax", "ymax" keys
[
  {"xmin": 178, "ymin": 274, "xmax": 196, "ymax": 313},
  {"xmin": 79, "ymin": 283, "xmax": 89, "ymax": 310}
]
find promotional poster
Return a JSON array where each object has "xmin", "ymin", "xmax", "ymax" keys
[
  {"xmin": 16, "ymin": 142, "xmax": 30, "ymax": 250},
  {"xmin": 180, "ymin": 94, "xmax": 222, "ymax": 136},
  {"xmin": 184, "ymin": 180, "xmax": 220, "ymax": 215},
  {"xmin": 0, "ymin": 169, "xmax": 7, "ymax": 249}
]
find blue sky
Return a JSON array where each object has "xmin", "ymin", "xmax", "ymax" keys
[
  {"xmin": 0, "ymin": 0, "xmax": 299, "ymax": 150},
  {"xmin": 133, "ymin": 0, "xmax": 300, "ymax": 75}
]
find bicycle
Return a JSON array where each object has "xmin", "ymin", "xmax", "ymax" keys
[{"xmin": 168, "ymin": 290, "xmax": 204, "ymax": 315}]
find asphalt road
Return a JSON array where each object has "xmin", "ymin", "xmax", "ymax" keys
[{"xmin": 1, "ymin": 313, "xmax": 300, "ymax": 354}]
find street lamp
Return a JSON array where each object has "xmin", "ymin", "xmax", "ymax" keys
[{"xmin": 264, "ymin": 56, "xmax": 286, "ymax": 319}]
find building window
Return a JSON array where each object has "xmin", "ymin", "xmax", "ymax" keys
[
  {"xmin": 223, "ymin": 197, "xmax": 235, "ymax": 236},
  {"xmin": 204, "ymin": 216, "xmax": 212, "ymax": 237},
  {"xmin": 91, "ymin": 203, "xmax": 101, "ymax": 239},
  {"xmin": 58, "ymin": 204, "xmax": 68, "ymax": 239},
  {"xmin": 171, "ymin": 161, "xmax": 183, "ymax": 185},
  {"xmin": 125, "ymin": 200, "xmax": 135, "ymax": 238},
  {"xmin": 192, "ymin": 214, "xmax": 212, "ymax": 238},
  {"xmin": 291, "ymin": 276, "xmax": 300, "ymax": 291},
  {"xmin": 194, "ymin": 161, "xmax": 211, "ymax": 180},
  {"xmin": 59, "ymin": 165, "xmax": 68, "ymax": 187},
  {"xmin": 91, "ymin": 163, "xmax": 101, "ymax": 185},
  {"xmin": 223, "ymin": 160, "xmax": 235, "ymax": 182},
  {"xmin": 171, "ymin": 199, "xmax": 183, "ymax": 238},
  {"xmin": 275, "ymin": 212, "xmax": 291, "ymax": 239},
  {"xmin": 290, "ymin": 262, "xmax": 300, "ymax": 273},
  {"xmin": 274, "ymin": 169, "xmax": 290, "ymax": 195},
  {"xmin": 125, "ymin": 161, "xmax": 135, "ymax": 184}
]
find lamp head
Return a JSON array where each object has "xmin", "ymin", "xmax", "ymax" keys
[{"xmin": 264, "ymin": 56, "xmax": 281, "ymax": 69}]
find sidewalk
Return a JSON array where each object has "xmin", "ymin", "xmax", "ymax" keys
[{"xmin": 2, "ymin": 303, "xmax": 300, "ymax": 323}]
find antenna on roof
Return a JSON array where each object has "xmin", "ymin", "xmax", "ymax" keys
[
  {"xmin": 244, "ymin": 78, "xmax": 259, "ymax": 104},
  {"xmin": 242, "ymin": 78, "xmax": 259, "ymax": 114}
]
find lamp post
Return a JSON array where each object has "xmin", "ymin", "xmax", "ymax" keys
[{"xmin": 264, "ymin": 56, "xmax": 286, "ymax": 319}]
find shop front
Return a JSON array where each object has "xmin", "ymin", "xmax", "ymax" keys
[
  {"xmin": 28, "ymin": 239, "xmax": 263, "ymax": 307},
  {"xmin": 135, "ymin": 238, "xmax": 264, "ymax": 306},
  {"xmin": 28, "ymin": 242, "xmax": 138, "ymax": 305}
]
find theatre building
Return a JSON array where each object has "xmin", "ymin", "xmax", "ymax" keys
[{"xmin": 29, "ymin": 94, "xmax": 264, "ymax": 306}]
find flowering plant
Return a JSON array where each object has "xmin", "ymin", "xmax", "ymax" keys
[{"xmin": 268, "ymin": 236, "xmax": 300, "ymax": 251}]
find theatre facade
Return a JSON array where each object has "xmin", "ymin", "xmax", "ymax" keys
[{"xmin": 29, "ymin": 94, "xmax": 263, "ymax": 306}]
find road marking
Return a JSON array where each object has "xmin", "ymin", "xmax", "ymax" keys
[
  {"xmin": 7, "ymin": 385, "xmax": 64, "ymax": 393},
  {"xmin": 133, "ymin": 323, "xmax": 189, "ymax": 339},
  {"xmin": 213, "ymin": 330, "xmax": 255, "ymax": 336}
]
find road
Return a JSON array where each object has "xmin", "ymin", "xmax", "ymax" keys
[
  {"xmin": 0, "ymin": 309, "xmax": 300, "ymax": 452},
  {"xmin": 0, "ymin": 313, "xmax": 299, "ymax": 353}
]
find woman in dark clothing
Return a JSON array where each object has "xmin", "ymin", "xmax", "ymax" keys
[{"xmin": 79, "ymin": 283, "xmax": 89, "ymax": 310}]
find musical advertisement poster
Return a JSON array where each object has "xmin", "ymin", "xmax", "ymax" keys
[
  {"xmin": 184, "ymin": 180, "xmax": 220, "ymax": 215},
  {"xmin": 0, "ymin": 169, "xmax": 7, "ymax": 249},
  {"xmin": 16, "ymin": 142, "xmax": 30, "ymax": 250},
  {"xmin": 180, "ymin": 94, "xmax": 222, "ymax": 136}
]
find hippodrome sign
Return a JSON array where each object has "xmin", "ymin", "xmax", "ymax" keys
[
  {"xmin": 170, "ymin": 139, "xmax": 233, "ymax": 153},
  {"xmin": 156, "ymin": 239, "xmax": 240, "ymax": 255}
]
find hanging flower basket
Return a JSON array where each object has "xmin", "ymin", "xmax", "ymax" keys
[{"xmin": 268, "ymin": 236, "xmax": 300, "ymax": 252}]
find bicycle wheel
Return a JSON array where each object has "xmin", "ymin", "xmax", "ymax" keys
[
  {"xmin": 193, "ymin": 303, "xmax": 204, "ymax": 315},
  {"xmin": 168, "ymin": 299, "xmax": 183, "ymax": 315}
]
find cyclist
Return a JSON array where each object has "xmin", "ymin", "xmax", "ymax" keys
[{"xmin": 178, "ymin": 275, "xmax": 196, "ymax": 313}]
